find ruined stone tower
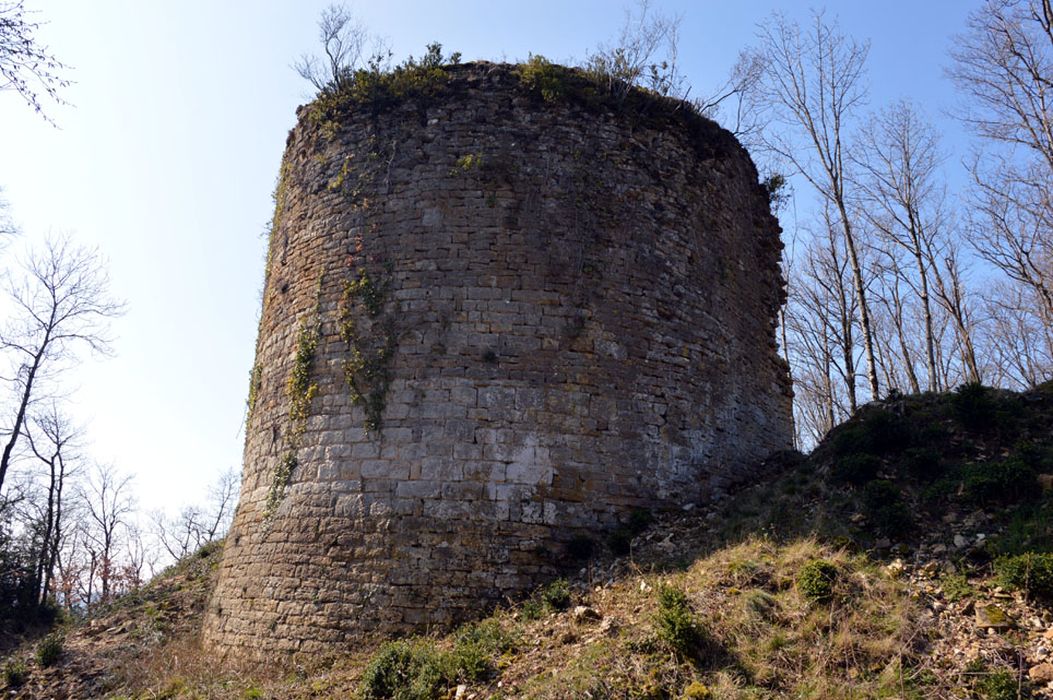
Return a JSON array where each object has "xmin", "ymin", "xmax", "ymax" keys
[{"xmin": 205, "ymin": 62, "xmax": 792, "ymax": 658}]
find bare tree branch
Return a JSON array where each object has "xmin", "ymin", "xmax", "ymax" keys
[
  {"xmin": 0, "ymin": 1, "xmax": 70, "ymax": 123},
  {"xmin": 0, "ymin": 235, "xmax": 124, "ymax": 495}
]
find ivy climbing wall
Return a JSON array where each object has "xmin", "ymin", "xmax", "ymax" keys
[{"xmin": 204, "ymin": 62, "xmax": 793, "ymax": 658}]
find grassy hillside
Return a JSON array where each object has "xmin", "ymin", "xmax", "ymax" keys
[{"xmin": 4, "ymin": 383, "xmax": 1053, "ymax": 698}]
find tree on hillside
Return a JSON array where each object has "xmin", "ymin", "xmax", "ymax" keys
[
  {"xmin": 854, "ymin": 100, "xmax": 950, "ymax": 392},
  {"xmin": 0, "ymin": 237, "xmax": 123, "ymax": 496},
  {"xmin": 752, "ymin": 11, "xmax": 881, "ymax": 403},
  {"xmin": 23, "ymin": 402, "xmax": 79, "ymax": 606},
  {"xmin": 77, "ymin": 463, "xmax": 133, "ymax": 609},
  {"xmin": 0, "ymin": 0, "xmax": 69, "ymax": 121},
  {"xmin": 151, "ymin": 468, "xmax": 239, "ymax": 563},
  {"xmin": 950, "ymin": 0, "xmax": 1053, "ymax": 384}
]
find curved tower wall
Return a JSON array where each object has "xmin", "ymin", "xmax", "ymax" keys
[{"xmin": 205, "ymin": 63, "xmax": 792, "ymax": 657}]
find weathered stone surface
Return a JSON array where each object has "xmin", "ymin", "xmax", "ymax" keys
[{"xmin": 204, "ymin": 62, "xmax": 792, "ymax": 659}]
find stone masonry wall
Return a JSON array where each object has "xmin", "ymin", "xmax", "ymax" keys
[{"xmin": 204, "ymin": 63, "xmax": 793, "ymax": 659}]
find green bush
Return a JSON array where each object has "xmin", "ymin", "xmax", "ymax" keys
[
  {"xmin": 3, "ymin": 660, "xmax": 27, "ymax": 688},
  {"xmin": 655, "ymin": 584, "xmax": 702, "ymax": 657},
  {"xmin": 832, "ymin": 453, "xmax": 881, "ymax": 485},
  {"xmin": 992, "ymin": 498, "xmax": 1053, "ymax": 556},
  {"xmin": 359, "ymin": 640, "xmax": 446, "ymax": 700},
  {"xmin": 681, "ymin": 680, "xmax": 712, "ymax": 699},
  {"xmin": 994, "ymin": 552, "xmax": 1053, "ymax": 598},
  {"xmin": 36, "ymin": 633, "xmax": 63, "ymax": 668},
  {"xmin": 540, "ymin": 578, "xmax": 571, "ymax": 612},
  {"xmin": 940, "ymin": 573, "xmax": 973, "ymax": 602},
  {"xmin": 963, "ymin": 458, "xmax": 1037, "ymax": 503},
  {"xmin": 448, "ymin": 619, "xmax": 517, "ymax": 683},
  {"xmin": 517, "ymin": 55, "xmax": 576, "ymax": 103},
  {"xmin": 359, "ymin": 619, "xmax": 517, "ymax": 697},
  {"xmin": 519, "ymin": 597, "xmax": 544, "ymax": 620},
  {"xmin": 862, "ymin": 480, "xmax": 913, "ymax": 537},
  {"xmin": 797, "ymin": 560, "xmax": 839, "ymax": 602},
  {"xmin": 1015, "ymin": 441, "xmax": 1053, "ymax": 473},
  {"xmin": 973, "ymin": 669, "xmax": 1029, "ymax": 700},
  {"xmin": 308, "ymin": 43, "xmax": 458, "ymax": 123}
]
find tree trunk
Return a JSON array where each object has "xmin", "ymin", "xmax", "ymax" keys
[{"xmin": 837, "ymin": 205, "xmax": 880, "ymax": 402}]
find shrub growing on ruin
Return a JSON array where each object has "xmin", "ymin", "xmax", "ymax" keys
[{"xmin": 517, "ymin": 55, "xmax": 575, "ymax": 103}]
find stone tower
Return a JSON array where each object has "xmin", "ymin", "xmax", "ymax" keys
[{"xmin": 204, "ymin": 62, "xmax": 792, "ymax": 658}]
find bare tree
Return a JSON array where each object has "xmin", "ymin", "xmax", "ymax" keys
[
  {"xmin": 695, "ymin": 50, "xmax": 767, "ymax": 139},
  {"xmin": 752, "ymin": 10, "xmax": 881, "ymax": 402},
  {"xmin": 984, "ymin": 282, "xmax": 1053, "ymax": 387},
  {"xmin": 294, "ymin": 3, "xmax": 372, "ymax": 93},
  {"xmin": 78, "ymin": 463, "xmax": 133, "ymax": 608},
  {"xmin": 949, "ymin": 0, "xmax": 1053, "ymax": 166},
  {"xmin": 203, "ymin": 467, "xmax": 239, "ymax": 541},
  {"xmin": 151, "ymin": 467, "xmax": 239, "ymax": 564},
  {"xmin": 855, "ymin": 100, "xmax": 947, "ymax": 391},
  {"xmin": 0, "ymin": 0, "xmax": 69, "ymax": 121},
  {"xmin": 966, "ymin": 163, "xmax": 1053, "ymax": 321},
  {"xmin": 0, "ymin": 236, "xmax": 123, "ymax": 495},
  {"xmin": 585, "ymin": 0, "xmax": 684, "ymax": 99},
  {"xmin": 151, "ymin": 506, "xmax": 203, "ymax": 562},
  {"xmin": 116, "ymin": 523, "xmax": 151, "ymax": 595},
  {"xmin": 784, "ymin": 211, "xmax": 863, "ymax": 446},
  {"xmin": 24, "ymin": 401, "xmax": 78, "ymax": 606},
  {"xmin": 950, "ymin": 0, "xmax": 1053, "ymax": 382},
  {"xmin": 0, "ymin": 187, "xmax": 16, "ymax": 241},
  {"xmin": 925, "ymin": 237, "xmax": 983, "ymax": 384},
  {"xmin": 870, "ymin": 244, "xmax": 923, "ymax": 393}
]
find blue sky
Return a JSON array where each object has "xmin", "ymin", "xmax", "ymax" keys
[{"xmin": 0, "ymin": 0, "xmax": 980, "ymax": 513}]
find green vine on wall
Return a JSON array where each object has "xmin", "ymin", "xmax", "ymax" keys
[
  {"xmin": 265, "ymin": 158, "xmax": 294, "ymax": 277},
  {"xmin": 287, "ymin": 313, "xmax": 321, "ymax": 430},
  {"xmin": 267, "ymin": 280, "xmax": 323, "ymax": 517},
  {"xmin": 246, "ymin": 363, "xmax": 263, "ymax": 418},
  {"xmin": 326, "ymin": 135, "xmax": 384, "ymax": 204},
  {"xmin": 340, "ymin": 266, "xmax": 396, "ymax": 433},
  {"xmin": 266, "ymin": 452, "xmax": 298, "ymax": 516},
  {"xmin": 343, "ymin": 266, "xmax": 389, "ymax": 317}
]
